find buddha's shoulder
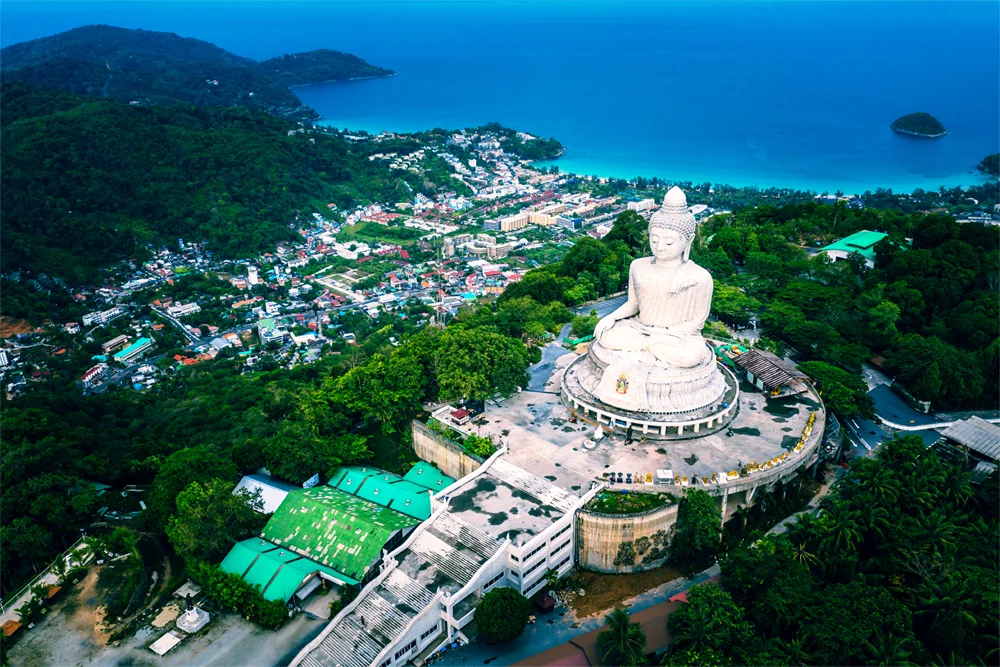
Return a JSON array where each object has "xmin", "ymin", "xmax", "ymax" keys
[{"xmin": 685, "ymin": 262, "xmax": 714, "ymax": 283}]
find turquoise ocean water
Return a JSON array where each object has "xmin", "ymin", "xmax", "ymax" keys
[{"xmin": 2, "ymin": 1, "xmax": 998, "ymax": 193}]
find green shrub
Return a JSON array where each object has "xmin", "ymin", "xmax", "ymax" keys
[
  {"xmin": 189, "ymin": 560, "xmax": 287, "ymax": 629},
  {"xmin": 463, "ymin": 434, "xmax": 496, "ymax": 459}
]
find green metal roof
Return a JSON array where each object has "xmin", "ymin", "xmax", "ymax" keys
[
  {"xmin": 220, "ymin": 538, "xmax": 272, "ymax": 577},
  {"xmin": 258, "ymin": 318, "xmax": 276, "ymax": 332},
  {"xmin": 402, "ymin": 461, "xmax": 455, "ymax": 492},
  {"xmin": 261, "ymin": 487, "xmax": 417, "ymax": 582},
  {"xmin": 221, "ymin": 538, "xmax": 360, "ymax": 603},
  {"xmin": 820, "ymin": 230, "xmax": 888, "ymax": 261},
  {"xmin": 327, "ymin": 466, "xmax": 434, "ymax": 520}
]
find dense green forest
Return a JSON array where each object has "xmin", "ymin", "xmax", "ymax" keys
[
  {"xmin": 662, "ymin": 435, "xmax": 998, "ymax": 666},
  {"xmin": 890, "ymin": 112, "xmax": 946, "ymax": 137},
  {"xmin": 0, "ymin": 83, "xmax": 450, "ymax": 280},
  {"xmin": 0, "ymin": 300, "xmax": 534, "ymax": 594},
  {"xmin": 503, "ymin": 203, "xmax": 999, "ymax": 411},
  {"xmin": 0, "ymin": 25, "xmax": 391, "ymax": 119}
]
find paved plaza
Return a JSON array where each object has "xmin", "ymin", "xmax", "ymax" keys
[{"xmin": 483, "ymin": 349, "xmax": 820, "ymax": 495}]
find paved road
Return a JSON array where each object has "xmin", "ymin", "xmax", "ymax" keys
[
  {"xmin": 527, "ymin": 342, "xmax": 571, "ymax": 392},
  {"xmin": 152, "ymin": 306, "xmax": 201, "ymax": 344},
  {"xmin": 841, "ymin": 384, "xmax": 943, "ymax": 458},
  {"xmin": 575, "ymin": 294, "xmax": 626, "ymax": 318}
]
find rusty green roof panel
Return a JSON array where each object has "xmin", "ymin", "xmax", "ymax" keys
[
  {"xmin": 328, "ymin": 466, "xmax": 434, "ymax": 520},
  {"xmin": 260, "ymin": 487, "xmax": 417, "ymax": 581}
]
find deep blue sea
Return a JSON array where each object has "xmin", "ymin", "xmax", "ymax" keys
[{"xmin": 3, "ymin": 1, "xmax": 998, "ymax": 193}]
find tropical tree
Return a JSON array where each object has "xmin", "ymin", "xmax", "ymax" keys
[
  {"xmin": 166, "ymin": 479, "xmax": 265, "ymax": 563},
  {"xmin": 665, "ymin": 584, "xmax": 753, "ymax": 664},
  {"xmin": 474, "ymin": 587, "xmax": 531, "ymax": 644},
  {"xmin": 597, "ymin": 607, "xmax": 647, "ymax": 667},
  {"xmin": 671, "ymin": 489, "xmax": 721, "ymax": 570}
]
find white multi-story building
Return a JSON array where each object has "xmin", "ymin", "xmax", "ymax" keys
[
  {"xmin": 290, "ymin": 452, "xmax": 599, "ymax": 667},
  {"xmin": 627, "ymin": 198, "xmax": 655, "ymax": 212},
  {"xmin": 77, "ymin": 363, "xmax": 110, "ymax": 391},
  {"xmin": 82, "ymin": 307, "xmax": 125, "ymax": 327},
  {"xmin": 247, "ymin": 265, "xmax": 259, "ymax": 286},
  {"xmin": 166, "ymin": 303, "xmax": 201, "ymax": 318}
]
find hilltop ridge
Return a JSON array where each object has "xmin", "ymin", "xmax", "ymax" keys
[{"xmin": 0, "ymin": 25, "xmax": 394, "ymax": 121}]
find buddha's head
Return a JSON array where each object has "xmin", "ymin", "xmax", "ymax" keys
[{"xmin": 648, "ymin": 187, "xmax": 696, "ymax": 263}]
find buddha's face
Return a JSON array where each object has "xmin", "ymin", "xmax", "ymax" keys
[{"xmin": 649, "ymin": 228, "xmax": 687, "ymax": 263}]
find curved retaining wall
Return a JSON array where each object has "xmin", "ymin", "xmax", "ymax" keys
[{"xmin": 575, "ymin": 502, "xmax": 679, "ymax": 573}]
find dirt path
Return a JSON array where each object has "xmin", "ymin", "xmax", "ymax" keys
[{"xmin": 565, "ymin": 564, "xmax": 685, "ymax": 618}]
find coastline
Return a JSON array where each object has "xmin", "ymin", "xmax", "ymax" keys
[
  {"xmin": 289, "ymin": 71, "xmax": 397, "ymax": 90},
  {"xmin": 891, "ymin": 127, "xmax": 950, "ymax": 139},
  {"xmin": 531, "ymin": 152, "xmax": 989, "ymax": 197}
]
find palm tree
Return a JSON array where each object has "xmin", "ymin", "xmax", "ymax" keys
[
  {"xmin": 819, "ymin": 502, "xmax": 862, "ymax": 553},
  {"xmin": 790, "ymin": 537, "xmax": 820, "ymax": 569},
  {"xmin": 864, "ymin": 630, "xmax": 915, "ymax": 666},
  {"xmin": 780, "ymin": 630, "xmax": 820, "ymax": 666},
  {"xmin": 597, "ymin": 607, "xmax": 647, "ymax": 667},
  {"xmin": 941, "ymin": 471, "xmax": 973, "ymax": 506},
  {"xmin": 669, "ymin": 601, "xmax": 723, "ymax": 654}
]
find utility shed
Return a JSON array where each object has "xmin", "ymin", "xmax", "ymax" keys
[
  {"xmin": 233, "ymin": 474, "xmax": 298, "ymax": 514},
  {"xmin": 937, "ymin": 417, "xmax": 1000, "ymax": 486},
  {"xmin": 941, "ymin": 416, "xmax": 1000, "ymax": 461},
  {"xmin": 328, "ymin": 465, "xmax": 436, "ymax": 520},
  {"xmin": 820, "ymin": 230, "xmax": 889, "ymax": 268},
  {"xmin": 735, "ymin": 349, "xmax": 808, "ymax": 397},
  {"xmin": 261, "ymin": 486, "xmax": 418, "ymax": 584}
]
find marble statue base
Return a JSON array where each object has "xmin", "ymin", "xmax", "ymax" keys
[
  {"xmin": 176, "ymin": 607, "xmax": 211, "ymax": 634},
  {"xmin": 561, "ymin": 353, "xmax": 740, "ymax": 441},
  {"xmin": 579, "ymin": 340, "xmax": 728, "ymax": 414}
]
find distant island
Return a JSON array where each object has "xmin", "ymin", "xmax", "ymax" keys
[
  {"xmin": 978, "ymin": 153, "xmax": 999, "ymax": 177},
  {"xmin": 890, "ymin": 112, "xmax": 947, "ymax": 138},
  {"xmin": 0, "ymin": 25, "xmax": 394, "ymax": 121}
]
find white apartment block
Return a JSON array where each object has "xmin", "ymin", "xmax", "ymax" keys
[
  {"xmin": 291, "ymin": 452, "xmax": 599, "ymax": 667},
  {"xmin": 77, "ymin": 363, "xmax": 110, "ymax": 390},
  {"xmin": 82, "ymin": 307, "xmax": 125, "ymax": 327},
  {"xmin": 166, "ymin": 303, "xmax": 201, "ymax": 318},
  {"xmin": 627, "ymin": 198, "xmax": 655, "ymax": 212}
]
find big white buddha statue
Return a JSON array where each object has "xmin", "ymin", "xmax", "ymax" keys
[{"xmin": 575, "ymin": 187, "xmax": 726, "ymax": 414}]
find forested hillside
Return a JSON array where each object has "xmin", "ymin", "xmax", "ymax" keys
[
  {"xmin": 0, "ymin": 300, "xmax": 536, "ymax": 595},
  {"xmin": 0, "ymin": 83, "xmax": 441, "ymax": 280},
  {"xmin": 258, "ymin": 49, "xmax": 392, "ymax": 86},
  {"xmin": 664, "ymin": 436, "xmax": 999, "ymax": 666},
  {"xmin": 0, "ymin": 25, "xmax": 392, "ymax": 120}
]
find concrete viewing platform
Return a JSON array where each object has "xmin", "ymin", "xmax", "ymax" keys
[{"xmin": 481, "ymin": 351, "xmax": 824, "ymax": 500}]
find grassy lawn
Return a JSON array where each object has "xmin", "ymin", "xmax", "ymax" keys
[{"xmin": 338, "ymin": 221, "xmax": 426, "ymax": 244}]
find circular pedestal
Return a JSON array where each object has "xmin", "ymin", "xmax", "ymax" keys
[
  {"xmin": 176, "ymin": 608, "xmax": 210, "ymax": 634},
  {"xmin": 579, "ymin": 340, "xmax": 728, "ymax": 414},
  {"xmin": 561, "ymin": 355, "xmax": 740, "ymax": 441}
]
